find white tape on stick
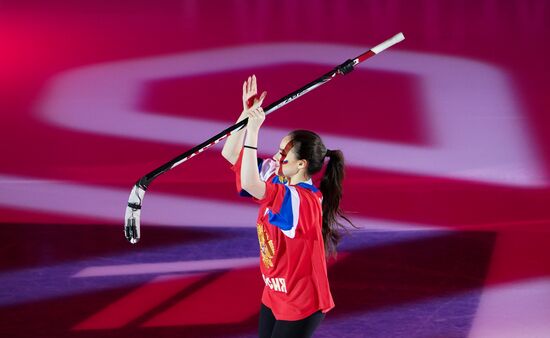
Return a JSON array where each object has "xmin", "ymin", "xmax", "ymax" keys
[{"xmin": 372, "ymin": 32, "xmax": 405, "ymax": 54}]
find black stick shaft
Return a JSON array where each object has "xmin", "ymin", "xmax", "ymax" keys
[
  {"xmin": 136, "ymin": 33, "xmax": 404, "ymax": 189},
  {"xmin": 137, "ymin": 68, "xmax": 336, "ymax": 189}
]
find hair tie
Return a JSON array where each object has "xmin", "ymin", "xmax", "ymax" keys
[{"xmin": 325, "ymin": 149, "xmax": 331, "ymax": 158}]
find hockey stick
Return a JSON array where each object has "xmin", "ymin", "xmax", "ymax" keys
[{"xmin": 124, "ymin": 32, "xmax": 405, "ymax": 243}]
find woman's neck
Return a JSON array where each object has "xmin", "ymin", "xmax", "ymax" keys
[{"xmin": 289, "ymin": 173, "xmax": 310, "ymax": 185}]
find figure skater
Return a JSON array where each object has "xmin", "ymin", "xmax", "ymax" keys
[{"xmin": 222, "ymin": 75, "xmax": 354, "ymax": 338}]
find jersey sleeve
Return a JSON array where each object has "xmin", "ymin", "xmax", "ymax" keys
[{"xmin": 230, "ymin": 148, "xmax": 276, "ymax": 197}]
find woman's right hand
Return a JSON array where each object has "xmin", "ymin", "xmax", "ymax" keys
[{"xmin": 242, "ymin": 74, "xmax": 267, "ymax": 115}]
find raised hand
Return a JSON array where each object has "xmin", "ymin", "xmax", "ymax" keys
[
  {"xmin": 246, "ymin": 106, "xmax": 266, "ymax": 134},
  {"xmin": 242, "ymin": 74, "xmax": 267, "ymax": 112}
]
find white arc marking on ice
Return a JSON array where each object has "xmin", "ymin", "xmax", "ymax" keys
[{"xmin": 37, "ymin": 43, "xmax": 546, "ymax": 186}]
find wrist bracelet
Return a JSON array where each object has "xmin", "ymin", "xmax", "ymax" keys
[{"xmin": 243, "ymin": 145, "xmax": 257, "ymax": 150}]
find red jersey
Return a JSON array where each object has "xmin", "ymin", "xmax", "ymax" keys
[{"xmin": 231, "ymin": 149, "xmax": 335, "ymax": 320}]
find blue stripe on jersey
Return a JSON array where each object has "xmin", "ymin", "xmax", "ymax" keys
[
  {"xmin": 296, "ymin": 182, "xmax": 319, "ymax": 193},
  {"xmin": 239, "ymin": 190, "xmax": 253, "ymax": 197},
  {"xmin": 267, "ymin": 185, "xmax": 294, "ymax": 231},
  {"xmin": 271, "ymin": 175, "xmax": 283, "ymax": 184}
]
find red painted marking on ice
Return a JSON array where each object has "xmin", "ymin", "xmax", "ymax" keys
[
  {"xmin": 142, "ymin": 266, "xmax": 262, "ymax": 327},
  {"xmin": 72, "ymin": 273, "xmax": 206, "ymax": 330}
]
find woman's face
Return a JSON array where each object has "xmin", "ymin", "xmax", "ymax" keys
[{"xmin": 273, "ymin": 135, "xmax": 305, "ymax": 178}]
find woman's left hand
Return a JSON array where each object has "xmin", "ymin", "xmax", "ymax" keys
[{"xmin": 246, "ymin": 107, "xmax": 265, "ymax": 133}]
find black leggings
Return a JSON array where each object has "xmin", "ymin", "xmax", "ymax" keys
[{"xmin": 258, "ymin": 303, "xmax": 325, "ymax": 338}]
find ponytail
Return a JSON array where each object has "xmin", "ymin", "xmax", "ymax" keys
[
  {"xmin": 320, "ymin": 149, "xmax": 356, "ymax": 259},
  {"xmin": 287, "ymin": 130, "xmax": 356, "ymax": 260}
]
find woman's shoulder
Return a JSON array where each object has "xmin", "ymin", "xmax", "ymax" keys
[{"xmin": 295, "ymin": 181, "xmax": 323, "ymax": 205}]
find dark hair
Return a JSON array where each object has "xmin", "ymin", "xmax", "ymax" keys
[{"xmin": 288, "ymin": 130, "xmax": 356, "ymax": 259}]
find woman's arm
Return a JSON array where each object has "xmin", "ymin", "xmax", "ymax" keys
[
  {"xmin": 241, "ymin": 108, "xmax": 266, "ymax": 199},
  {"xmin": 221, "ymin": 75, "xmax": 266, "ymax": 165},
  {"xmin": 221, "ymin": 111, "xmax": 247, "ymax": 165}
]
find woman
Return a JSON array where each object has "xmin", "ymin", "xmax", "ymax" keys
[{"xmin": 222, "ymin": 75, "xmax": 353, "ymax": 338}]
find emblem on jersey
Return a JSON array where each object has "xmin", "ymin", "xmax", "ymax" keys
[
  {"xmin": 257, "ymin": 222, "xmax": 275, "ymax": 269},
  {"xmin": 278, "ymin": 175, "xmax": 288, "ymax": 184}
]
